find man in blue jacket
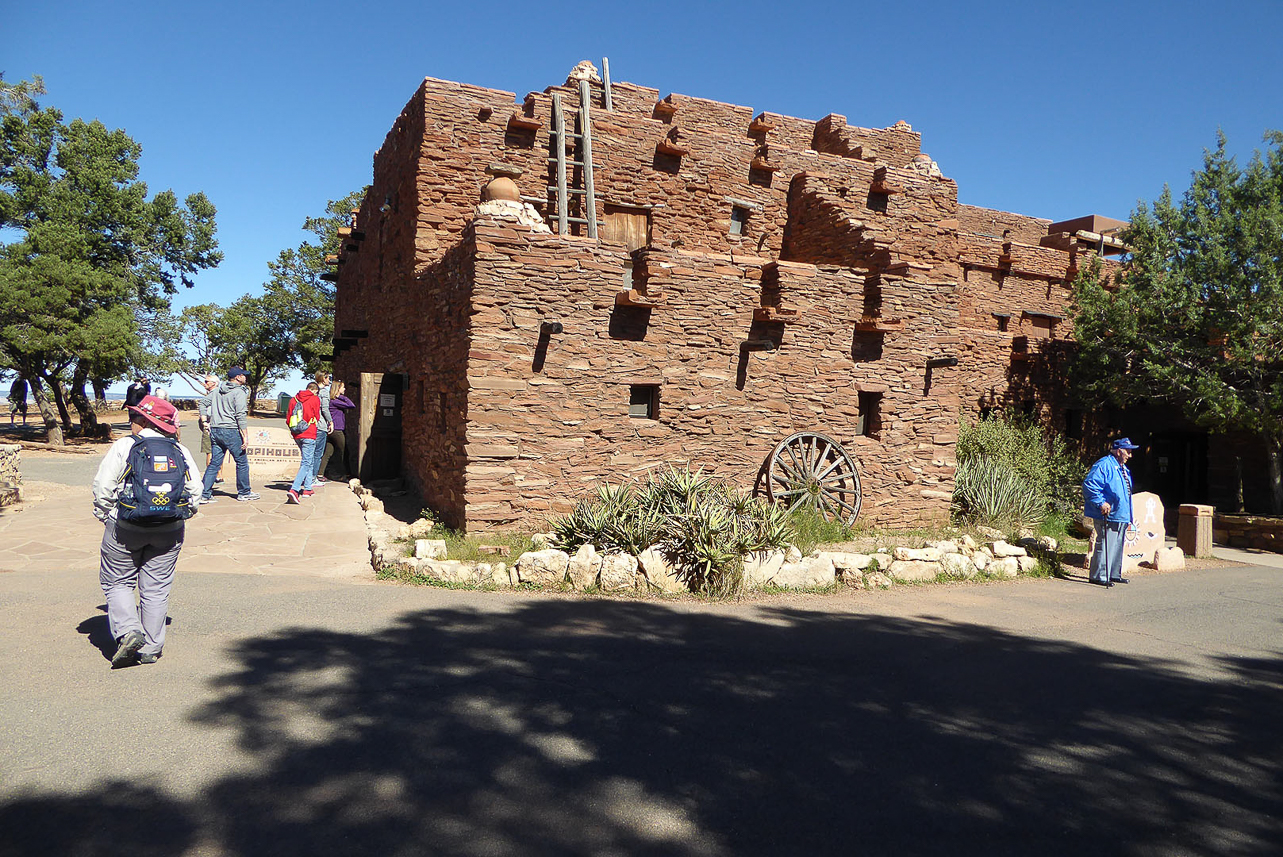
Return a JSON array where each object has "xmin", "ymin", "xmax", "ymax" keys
[{"xmin": 1082, "ymin": 437, "xmax": 1140, "ymax": 588}]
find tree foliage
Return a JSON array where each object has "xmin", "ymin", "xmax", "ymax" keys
[
  {"xmin": 1069, "ymin": 131, "xmax": 1283, "ymax": 512},
  {"xmin": 0, "ymin": 74, "xmax": 221, "ymax": 441},
  {"xmin": 174, "ymin": 189, "xmax": 366, "ymax": 406}
]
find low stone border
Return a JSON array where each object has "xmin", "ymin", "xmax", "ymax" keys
[
  {"xmin": 1213, "ymin": 513, "xmax": 1283, "ymax": 554},
  {"xmin": 352, "ymin": 481, "xmax": 1085, "ymax": 594},
  {"xmin": 0, "ymin": 443, "xmax": 22, "ymax": 507}
]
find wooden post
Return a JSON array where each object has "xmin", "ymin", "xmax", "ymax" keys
[
  {"xmin": 552, "ymin": 94, "xmax": 568, "ymax": 236},
  {"xmin": 602, "ymin": 56, "xmax": 613, "ymax": 111},
  {"xmin": 577, "ymin": 79, "xmax": 598, "ymax": 240}
]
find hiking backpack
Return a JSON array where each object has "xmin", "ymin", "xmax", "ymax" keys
[
  {"xmin": 286, "ymin": 396, "xmax": 314, "ymax": 436},
  {"xmin": 116, "ymin": 436, "xmax": 193, "ymax": 524}
]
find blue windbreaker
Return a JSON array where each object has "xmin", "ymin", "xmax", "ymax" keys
[{"xmin": 1082, "ymin": 454, "xmax": 1134, "ymax": 523}]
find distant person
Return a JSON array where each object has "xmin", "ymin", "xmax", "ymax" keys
[
  {"xmin": 91, "ymin": 394, "xmax": 200, "ymax": 667},
  {"xmin": 285, "ymin": 381, "xmax": 322, "ymax": 504},
  {"xmin": 123, "ymin": 376, "xmax": 150, "ymax": 409},
  {"xmin": 1082, "ymin": 437, "xmax": 1139, "ymax": 588},
  {"xmin": 7, "ymin": 377, "xmax": 28, "ymax": 427},
  {"xmin": 197, "ymin": 373, "xmax": 226, "ymax": 485},
  {"xmin": 321, "ymin": 380, "xmax": 355, "ymax": 479},
  {"xmin": 153, "ymin": 386, "xmax": 169, "ymax": 401},
  {"xmin": 312, "ymin": 371, "xmax": 333, "ymax": 485},
  {"xmin": 200, "ymin": 367, "xmax": 260, "ymax": 503}
]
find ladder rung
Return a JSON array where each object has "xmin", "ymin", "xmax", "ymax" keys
[
  {"xmin": 548, "ymin": 186, "xmax": 586, "ymax": 195},
  {"xmin": 547, "ymin": 159, "xmax": 591, "ymax": 169},
  {"xmin": 565, "ymin": 217, "xmax": 605, "ymax": 226}
]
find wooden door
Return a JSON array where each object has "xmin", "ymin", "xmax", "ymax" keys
[
  {"xmin": 355, "ymin": 372, "xmax": 404, "ymax": 482},
  {"xmin": 602, "ymin": 205, "xmax": 651, "ymax": 251}
]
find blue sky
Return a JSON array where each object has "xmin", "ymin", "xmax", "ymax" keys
[{"xmin": 4, "ymin": 0, "xmax": 1281, "ymax": 394}]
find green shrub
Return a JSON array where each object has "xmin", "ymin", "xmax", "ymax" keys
[
  {"xmin": 953, "ymin": 415, "xmax": 1085, "ymax": 527},
  {"xmin": 953, "ymin": 456, "xmax": 1046, "ymax": 530},
  {"xmin": 550, "ymin": 467, "xmax": 793, "ymax": 597}
]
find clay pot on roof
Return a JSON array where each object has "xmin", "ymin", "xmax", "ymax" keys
[{"xmin": 481, "ymin": 177, "xmax": 521, "ymax": 203}]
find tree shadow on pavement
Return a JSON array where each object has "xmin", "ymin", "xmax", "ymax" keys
[{"xmin": 5, "ymin": 600, "xmax": 1282, "ymax": 856}]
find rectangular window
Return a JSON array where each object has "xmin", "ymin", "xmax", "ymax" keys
[
  {"xmin": 629, "ymin": 384, "xmax": 658, "ymax": 419},
  {"xmin": 729, "ymin": 206, "xmax": 750, "ymax": 236},
  {"xmin": 857, "ymin": 392, "xmax": 882, "ymax": 438},
  {"xmin": 438, "ymin": 391, "xmax": 448, "ymax": 432},
  {"xmin": 866, "ymin": 191, "xmax": 889, "ymax": 214}
]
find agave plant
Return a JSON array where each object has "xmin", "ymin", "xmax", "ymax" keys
[
  {"xmin": 549, "ymin": 467, "xmax": 795, "ymax": 597},
  {"xmin": 953, "ymin": 456, "xmax": 1047, "ymax": 530}
]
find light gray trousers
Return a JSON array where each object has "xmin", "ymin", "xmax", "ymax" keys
[{"xmin": 99, "ymin": 519, "xmax": 183, "ymax": 655}]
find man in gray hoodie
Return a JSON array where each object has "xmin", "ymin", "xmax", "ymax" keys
[{"xmin": 200, "ymin": 367, "xmax": 261, "ymax": 503}]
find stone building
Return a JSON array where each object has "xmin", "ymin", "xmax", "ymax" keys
[{"xmin": 331, "ymin": 64, "xmax": 1125, "ymax": 531}]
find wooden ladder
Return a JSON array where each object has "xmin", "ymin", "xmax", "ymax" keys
[{"xmin": 548, "ymin": 79, "xmax": 601, "ymax": 238}]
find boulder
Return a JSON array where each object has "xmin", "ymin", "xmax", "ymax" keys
[
  {"xmin": 819, "ymin": 552, "xmax": 874, "ymax": 585},
  {"xmin": 567, "ymin": 544, "xmax": 601, "ymax": 590},
  {"xmin": 415, "ymin": 538, "xmax": 448, "ymax": 560},
  {"xmin": 933, "ymin": 540, "xmax": 961, "ymax": 555},
  {"xmin": 782, "ymin": 556, "xmax": 836, "ymax": 588},
  {"xmin": 1016, "ymin": 555, "xmax": 1039, "ymax": 573},
  {"xmin": 421, "ymin": 559, "xmax": 479, "ymax": 585},
  {"xmin": 868, "ymin": 552, "xmax": 891, "ymax": 572},
  {"xmin": 404, "ymin": 519, "xmax": 437, "ymax": 540},
  {"xmin": 1154, "ymin": 546, "xmax": 1186, "ymax": 572},
  {"xmin": 971, "ymin": 551, "xmax": 989, "ymax": 571},
  {"xmin": 894, "ymin": 546, "xmax": 943, "ymax": 562},
  {"xmin": 959, "ymin": 534, "xmax": 978, "ymax": 551},
  {"xmin": 988, "ymin": 557, "xmax": 1020, "ymax": 578},
  {"xmin": 513, "ymin": 549, "xmax": 570, "ymax": 586},
  {"xmin": 865, "ymin": 571, "xmax": 893, "ymax": 589},
  {"xmin": 489, "ymin": 562, "xmax": 512, "ymax": 587},
  {"xmin": 940, "ymin": 553, "xmax": 977, "ymax": 579},
  {"xmin": 638, "ymin": 548, "xmax": 686, "ymax": 594},
  {"xmin": 1038, "ymin": 536, "xmax": 1058, "ymax": 552},
  {"xmin": 819, "ymin": 551, "xmax": 874, "ymax": 571},
  {"xmin": 349, "ymin": 479, "xmax": 364, "ymax": 495},
  {"xmin": 977, "ymin": 525, "xmax": 1006, "ymax": 541},
  {"xmin": 744, "ymin": 550, "xmax": 787, "ymax": 588},
  {"xmin": 530, "ymin": 532, "xmax": 555, "ymax": 550},
  {"xmin": 991, "ymin": 540, "xmax": 1028, "ymax": 558},
  {"xmin": 785, "ymin": 544, "xmax": 803, "ymax": 563},
  {"xmin": 599, "ymin": 553, "xmax": 639, "ymax": 591},
  {"xmin": 1069, "ymin": 515, "xmax": 1095, "ymax": 538},
  {"xmin": 888, "ymin": 560, "xmax": 940, "ymax": 582}
]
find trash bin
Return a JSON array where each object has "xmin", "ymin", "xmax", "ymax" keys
[{"xmin": 278, "ymin": 392, "xmax": 291, "ymax": 415}]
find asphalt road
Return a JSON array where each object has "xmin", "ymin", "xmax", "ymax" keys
[{"xmin": 2, "ymin": 563, "xmax": 1281, "ymax": 856}]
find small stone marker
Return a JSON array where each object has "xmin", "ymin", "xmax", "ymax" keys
[{"xmin": 1125, "ymin": 491, "xmax": 1165, "ymax": 572}]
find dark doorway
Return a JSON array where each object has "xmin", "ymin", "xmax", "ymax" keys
[
  {"xmin": 1143, "ymin": 431, "xmax": 1208, "ymax": 511},
  {"xmin": 355, "ymin": 372, "xmax": 405, "ymax": 482}
]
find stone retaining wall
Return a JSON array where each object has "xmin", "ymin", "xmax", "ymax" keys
[
  {"xmin": 1213, "ymin": 514, "xmax": 1283, "ymax": 553},
  {"xmin": 0, "ymin": 443, "xmax": 21, "ymax": 507}
]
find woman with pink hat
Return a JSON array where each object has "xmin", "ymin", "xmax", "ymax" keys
[{"xmin": 90, "ymin": 394, "xmax": 202, "ymax": 668}]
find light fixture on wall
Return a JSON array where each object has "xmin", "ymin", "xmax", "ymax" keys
[
  {"xmin": 541, "ymin": 320, "xmax": 564, "ymax": 336},
  {"xmin": 380, "ymin": 195, "xmax": 393, "ymax": 213}
]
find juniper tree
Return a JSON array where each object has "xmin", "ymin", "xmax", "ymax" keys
[
  {"xmin": 0, "ymin": 74, "xmax": 221, "ymax": 442},
  {"xmin": 1070, "ymin": 131, "xmax": 1283, "ymax": 512}
]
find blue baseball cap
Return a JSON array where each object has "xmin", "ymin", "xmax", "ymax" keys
[
  {"xmin": 227, "ymin": 367, "xmax": 247, "ymax": 380},
  {"xmin": 1112, "ymin": 437, "xmax": 1139, "ymax": 450}
]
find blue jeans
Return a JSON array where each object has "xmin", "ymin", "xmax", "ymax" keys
[
  {"xmin": 313, "ymin": 429, "xmax": 328, "ymax": 478},
  {"xmin": 1090, "ymin": 519, "xmax": 1129, "ymax": 583},
  {"xmin": 291, "ymin": 437, "xmax": 317, "ymax": 492},
  {"xmin": 203, "ymin": 427, "xmax": 250, "ymax": 498}
]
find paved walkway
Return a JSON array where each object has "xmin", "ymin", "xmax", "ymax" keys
[{"xmin": 0, "ymin": 477, "xmax": 372, "ymax": 580}]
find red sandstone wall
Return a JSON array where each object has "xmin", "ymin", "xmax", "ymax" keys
[
  {"xmin": 456, "ymin": 219, "xmax": 959, "ymax": 531},
  {"xmin": 332, "ymin": 71, "xmax": 1142, "ymax": 530}
]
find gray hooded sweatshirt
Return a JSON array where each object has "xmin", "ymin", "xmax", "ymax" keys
[{"xmin": 207, "ymin": 380, "xmax": 249, "ymax": 432}]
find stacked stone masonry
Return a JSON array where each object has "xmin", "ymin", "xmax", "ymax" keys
[{"xmin": 334, "ymin": 68, "xmax": 1121, "ymax": 531}]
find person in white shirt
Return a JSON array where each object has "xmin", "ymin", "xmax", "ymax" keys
[{"xmin": 91, "ymin": 395, "xmax": 201, "ymax": 667}]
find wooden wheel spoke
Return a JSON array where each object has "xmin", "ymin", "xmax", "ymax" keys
[{"xmin": 763, "ymin": 431, "xmax": 863, "ymax": 526}]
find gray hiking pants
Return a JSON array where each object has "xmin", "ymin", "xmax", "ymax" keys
[{"xmin": 99, "ymin": 519, "xmax": 183, "ymax": 655}]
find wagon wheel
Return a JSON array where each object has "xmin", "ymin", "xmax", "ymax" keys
[{"xmin": 763, "ymin": 431, "xmax": 862, "ymax": 526}]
